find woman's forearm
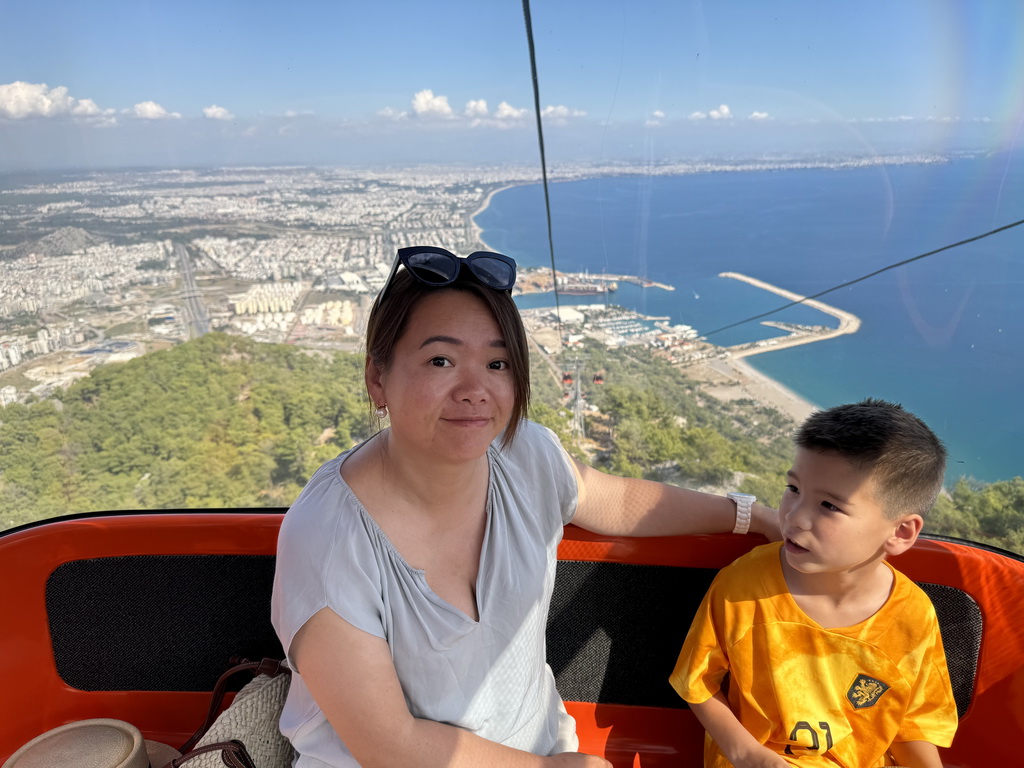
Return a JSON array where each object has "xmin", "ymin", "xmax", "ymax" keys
[
  {"xmin": 572, "ymin": 458, "xmax": 779, "ymax": 539},
  {"xmin": 294, "ymin": 609, "xmax": 610, "ymax": 768}
]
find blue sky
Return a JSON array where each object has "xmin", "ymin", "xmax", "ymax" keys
[{"xmin": 1, "ymin": 0, "xmax": 1022, "ymax": 169}]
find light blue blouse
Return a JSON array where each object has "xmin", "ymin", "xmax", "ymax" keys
[{"xmin": 271, "ymin": 420, "xmax": 579, "ymax": 767}]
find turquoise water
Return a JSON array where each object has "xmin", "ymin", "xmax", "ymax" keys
[{"xmin": 475, "ymin": 156, "xmax": 1024, "ymax": 484}]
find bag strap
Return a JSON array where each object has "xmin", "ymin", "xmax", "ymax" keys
[
  {"xmin": 179, "ymin": 657, "xmax": 289, "ymax": 754},
  {"xmin": 169, "ymin": 739, "xmax": 258, "ymax": 768}
]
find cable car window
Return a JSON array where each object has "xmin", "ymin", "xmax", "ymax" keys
[{"xmin": 0, "ymin": 2, "xmax": 1021, "ymax": 556}]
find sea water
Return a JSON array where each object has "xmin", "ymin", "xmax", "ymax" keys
[{"xmin": 476, "ymin": 154, "xmax": 1024, "ymax": 485}]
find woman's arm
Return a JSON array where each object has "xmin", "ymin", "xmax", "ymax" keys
[
  {"xmin": 291, "ymin": 607, "xmax": 611, "ymax": 768},
  {"xmin": 886, "ymin": 740, "xmax": 944, "ymax": 768},
  {"xmin": 688, "ymin": 693, "xmax": 790, "ymax": 768},
  {"xmin": 570, "ymin": 457, "xmax": 780, "ymax": 539}
]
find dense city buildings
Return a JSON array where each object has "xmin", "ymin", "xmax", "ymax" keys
[{"xmin": 0, "ymin": 159, "xmax": 883, "ymax": 402}]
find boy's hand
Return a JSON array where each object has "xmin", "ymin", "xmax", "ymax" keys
[
  {"xmin": 729, "ymin": 744, "xmax": 792, "ymax": 767},
  {"xmin": 886, "ymin": 739, "xmax": 944, "ymax": 768},
  {"xmin": 689, "ymin": 693, "xmax": 791, "ymax": 768},
  {"xmin": 546, "ymin": 752, "xmax": 613, "ymax": 767}
]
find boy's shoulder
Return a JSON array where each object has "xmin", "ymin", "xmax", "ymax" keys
[
  {"xmin": 710, "ymin": 541, "xmax": 784, "ymax": 599},
  {"xmin": 884, "ymin": 561, "xmax": 942, "ymax": 622},
  {"xmin": 723, "ymin": 539, "xmax": 780, "ymax": 570}
]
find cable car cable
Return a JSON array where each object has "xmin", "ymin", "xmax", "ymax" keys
[
  {"xmin": 701, "ymin": 216, "xmax": 1024, "ymax": 338},
  {"xmin": 521, "ymin": 0, "xmax": 563, "ymax": 348}
]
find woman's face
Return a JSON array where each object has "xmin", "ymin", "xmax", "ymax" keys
[{"xmin": 369, "ymin": 289, "xmax": 515, "ymax": 464}]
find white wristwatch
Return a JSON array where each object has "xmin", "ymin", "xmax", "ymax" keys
[{"xmin": 727, "ymin": 492, "xmax": 757, "ymax": 535}]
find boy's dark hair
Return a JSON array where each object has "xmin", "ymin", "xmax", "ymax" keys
[{"xmin": 795, "ymin": 398, "xmax": 946, "ymax": 519}]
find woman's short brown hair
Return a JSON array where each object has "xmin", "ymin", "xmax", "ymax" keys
[{"xmin": 365, "ymin": 265, "xmax": 531, "ymax": 447}]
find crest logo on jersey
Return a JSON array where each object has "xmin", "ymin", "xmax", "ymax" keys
[{"xmin": 847, "ymin": 674, "xmax": 890, "ymax": 708}]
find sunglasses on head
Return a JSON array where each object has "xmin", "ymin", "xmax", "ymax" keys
[{"xmin": 377, "ymin": 246, "xmax": 517, "ymax": 305}]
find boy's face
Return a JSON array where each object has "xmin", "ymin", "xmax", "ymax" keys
[{"xmin": 779, "ymin": 448, "xmax": 913, "ymax": 577}]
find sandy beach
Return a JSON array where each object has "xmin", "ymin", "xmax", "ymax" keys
[{"xmin": 684, "ymin": 355, "xmax": 818, "ymax": 424}]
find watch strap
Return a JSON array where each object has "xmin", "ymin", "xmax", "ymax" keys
[{"xmin": 728, "ymin": 492, "xmax": 755, "ymax": 535}]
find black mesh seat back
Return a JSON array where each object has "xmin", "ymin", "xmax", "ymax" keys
[
  {"xmin": 547, "ymin": 560, "xmax": 715, "ymax": 709},
  {"xmin": 45, "ymin": 555, "xmax": 980, "ymax": 718},
  {"xmin": 918, "ymin": 582, "xmax": 982, "ymax": 717},
  {"xmin": 547, "ymin": 561, "xmax": 981, "ymax": 718},
  {"xmin": 46, "ymin": 555, "xmax": 283, "ymax": 691}
]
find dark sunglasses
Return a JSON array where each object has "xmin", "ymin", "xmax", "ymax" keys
[{"xmin": 377, "ymin": 246, "xmax": 517, "ymax": 304}]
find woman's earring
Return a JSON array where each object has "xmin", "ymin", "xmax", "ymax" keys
[{"xmin": 375, "ymin": 404, "xmax": 388, "ymax": 419}]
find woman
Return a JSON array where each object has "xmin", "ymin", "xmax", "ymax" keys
[{"xmin": 271, "ymin": 246, "xmax": 778, "ymax": 767}]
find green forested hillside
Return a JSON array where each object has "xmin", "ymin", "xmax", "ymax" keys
[
  {"xmin": 0, "ymin": 333, "xmax": 371, "ymax": 528},
  {"xmin": 555, "ymin": 343, "xmax": 795, "ymax": 498},
  {"xmin": 1, "ymin": 334, "xmax": 1021, "ymax": 557},
  {"xmin": 929, "ymin": 477, "xmax": 1024, "ymax": 554}
]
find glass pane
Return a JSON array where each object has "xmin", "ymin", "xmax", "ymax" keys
[{"xmin": 1, "ymin": 2, "xmax": 1021, "ymax": 556}]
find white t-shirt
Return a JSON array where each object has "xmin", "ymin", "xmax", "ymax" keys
[{"xmin": 271, "ymin": 420, "xmax": 580, "ymax": 767}]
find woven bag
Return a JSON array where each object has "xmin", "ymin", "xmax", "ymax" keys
[{"xmin": 170, "ymin": 658, "xmax": 296, "ymax": 768}]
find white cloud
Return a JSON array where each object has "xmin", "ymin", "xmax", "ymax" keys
[
  {"xmin": 411, "ymin": 89, "xmax": 453, "ymax": 117},
  {"xmin": 541, "ymin": 105, "xmax": 584, "ymax": 127},
  {"xmin": 129, "ymin": 101, "xmax": 181, "ymax": 120},
  {"xmin": 0, "ymin": 81, "xmax": 73, "ymax": 118},
  {"xmin": 646, "ymin": 109, "xmax": 666, "ymax": 127},
  {"xmin": 749, "ymin": 111, "xmax": 771, "ymax": 121},
  {"xmin": 71, "ymin": 99, "xmax": 103, "ymax": 116},
  {"xmin": 690, "ymin": 104, "xmax": 732, "ymax": 121},
  {"xmin": 540, "ymin": 105, "xmax": 586, "ymax": 126},
  {"xmin": 464, "ymin": 99, "xmax": 488, "ymax": 118},
  {"xmin": 0, "ymin": 81, "xmax": 118, "ymax": 121},
  {"xmin": 860, "ymin": 115, "xmax": 913, "ymax": 123},
  {"xmin": 541, "ymin": 105, "xmax": 586, "ymax": 120},
  {"xmin": 377, "ymin": 106, "xmax": 408, "ymax": 121},
  {"xmin": 203, "ymin": 104, "xmax": 234, "ymax": 121},
  {"xmin": 495, "ymin": 101, "xmax": 529, "ymax": 120}
]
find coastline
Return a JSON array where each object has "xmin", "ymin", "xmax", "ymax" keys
[
  {"xmin": 472, "ymin": 187, "xmax": 821, "ymax": 426},
  {"xmin": 471, "ymin": 182, "xmax": 524, "ymax": 252},
  {"xmin": 687, "ymin": 356, "xmax": 818, "ymax": 424}
]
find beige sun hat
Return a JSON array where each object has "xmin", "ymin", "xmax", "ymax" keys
[{"xmin": 2, "ymin": 719, "xmax": 182, "ymax": 768}]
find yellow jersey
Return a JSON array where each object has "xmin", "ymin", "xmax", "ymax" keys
[{"xmin": 670, "ymin": 542, "xmax": 957, "ymax": 767}]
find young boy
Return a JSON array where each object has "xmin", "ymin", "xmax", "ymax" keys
[{"xmin": 670, "ymin": 399, "xmax": 958, "ymax": 768}]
